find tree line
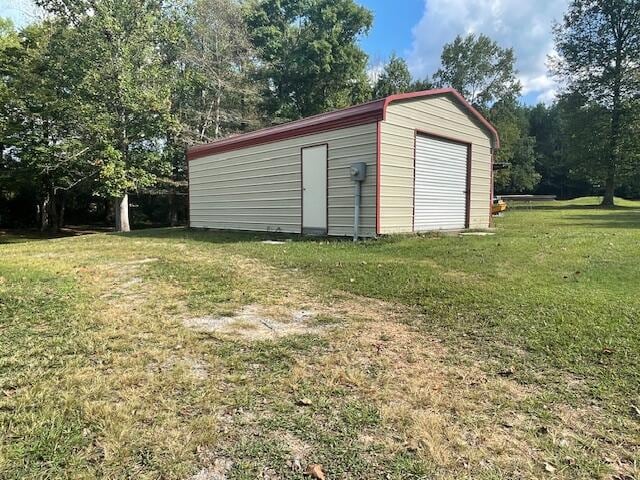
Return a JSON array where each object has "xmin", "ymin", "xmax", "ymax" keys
[{"xmin": 0, "ymin": 0, "xmax": 638, "ymax": 232}]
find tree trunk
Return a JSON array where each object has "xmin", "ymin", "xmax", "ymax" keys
[
  {"xmin": 114, "ymin": 193, "xmax": 131, "ymax": 232},
  {"xmin": 602, "ymin": 52, "xmax": 623, "ymax": 208},
  {"xmin": 58, "ymin": 193, "xmax": 66, "ymax": 230},
  {"xmin": 168, "ymin": 191, "xmax": 178, "ymax": 227},
  {"xmin": 214, "ymin": 89, "xmax": 222, "ymax": 139},
  {"xmin": 48, "ymin": 191, "xmax": 59, "ymax": 233},
  {"xmin": 104, "ymin": 197, "xmax": 112, "ymax": 224},
  {"xmin": 601, "ymin": 166, "xmax": 616, "ymax": 207},
  {"xmin": 601, "ymin": 102, "xmax": 620, "ymax": 207},
  {"xmin": 40, "ymin": 193, "xmax": 50, "ymax": 232}
]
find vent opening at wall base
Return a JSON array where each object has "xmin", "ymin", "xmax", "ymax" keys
[{"xmin": 302, "ymin": 227, "xmax": 328, "ymax": 236}]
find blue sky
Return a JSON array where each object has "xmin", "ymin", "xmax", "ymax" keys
[
  {"xmin": 358, "ymin": 0, "xmax": 425, "ymax": 63},
  {"xmin": 0, "ymin": 0, "xmax": 35, "ymax": 27},
  {"xmin": 358, "ymin": 0, "xmax": 569, "ymax": 104},
  {"xmin": 1, "ymin": 0, "xmax": 568, "ymax": 104}
]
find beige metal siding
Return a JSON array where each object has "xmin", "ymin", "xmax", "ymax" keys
[
  {"xmin": 379, "ymin": 95, "xmax": 494, "ymax": 233},
  {"xmin": 189, "ymin": 123, "xmax": 377, "ymax": 237}
]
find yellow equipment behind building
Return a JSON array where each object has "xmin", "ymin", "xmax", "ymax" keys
[{"xmin": 492, "ymin": 199, "xmax": 507, "ymax": 215}]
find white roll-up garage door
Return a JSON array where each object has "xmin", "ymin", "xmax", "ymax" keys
[{"xmin": 414, "ymin": 134, "xmax": 468, "ymax": 231}]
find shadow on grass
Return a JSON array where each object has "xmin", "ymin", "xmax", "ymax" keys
[
  {"xmin": 509, "ymin": 204, "xmax": 640, "ymax": 211},
  {"xmin": 124, "ymin": 226, "xmax": 363, "ymax": 245},
  {"xmin": 0, "ymin": 226, "xmax": 113, "ymax": 244},
  {"xmin": 562, "ymin": 211, "xmax": 640, "ymax": 229}
]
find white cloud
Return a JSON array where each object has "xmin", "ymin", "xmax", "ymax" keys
[
  {"xmin": 408, "ymin": 0, "xmax": 569, "ymax": 104},
  {"xmin": 536, "ymin": 88, "xmax": 557, "ymax": 105}
]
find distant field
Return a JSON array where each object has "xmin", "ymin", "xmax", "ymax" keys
[{"xmin": 1, "ymin": 197, "xmax": 638, "ymax": 479}]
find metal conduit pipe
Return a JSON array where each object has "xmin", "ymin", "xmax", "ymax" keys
[{"xmin": 350, "ymin": 162, "xmax": 367, "ymax": 242}]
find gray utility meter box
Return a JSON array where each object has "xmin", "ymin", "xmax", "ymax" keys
[{"xmin": 350, "ymin": 162, "xmax": 367, "ymax": 182}]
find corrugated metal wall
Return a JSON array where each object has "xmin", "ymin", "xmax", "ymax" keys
[
  {"xmin": 414, "ymin": 134, "xmax": 469, "ymax": 230},
  {"xmin": 379, "ymin": 95, "xmax": 494, "ymax": 233},
  {"xmin": 189, "ymin": 122, "xmax": 377, "ymax": 237}
]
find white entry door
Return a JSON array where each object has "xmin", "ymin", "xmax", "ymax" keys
[
  {"xmin": 414, "ymin": 134, "xmax": 468, "ymax": 231},
  {"xmin": 302, "ymin": 145, "xmax": 327, "ymax": 234}
]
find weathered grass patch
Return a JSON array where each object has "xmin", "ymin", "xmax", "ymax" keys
[{"xmin": 1, "ymin": 197, "xmax": 639, "ymax": 479}]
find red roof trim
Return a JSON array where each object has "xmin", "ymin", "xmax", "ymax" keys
[
  {"xmin": 187, "ymin": 88, "xmax": 499, "ymax": 161},
  {"xmin": 375, "ymin": 120, "xmax": 381, "ymax": 236}
]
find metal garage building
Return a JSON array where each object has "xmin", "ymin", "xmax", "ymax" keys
[{"xmin": 187, "ymin": 88, "xmax": 499, "ymax": 238}]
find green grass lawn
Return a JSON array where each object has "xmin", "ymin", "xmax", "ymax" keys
[{"xmin": 1, "ymin": 197, "xmax": 639, "ymax": 479}]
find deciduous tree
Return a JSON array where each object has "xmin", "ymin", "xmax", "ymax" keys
[
  {"xmin": 180, "ymin": 0, "xmax": 260, "ymax": 142},
  {"xmin": 246, "ymin": 0, "xmax": 373, "ymax": 121},
  {"xmin": 492, "ymin": 101, "xmax": 540, "ymax": 193},
  {"xmin": 0, "ymin": 18, "xmax": 20, "ymax": 148},
  {"xmin": 552, "ymin": 0, "xmax": 640, "ymax": 206},
  {"xmin": 433, "ymin": 34, "xmax": 521, "ymax": 111},
  {"xmin": 432, "ymin": 34, "xmax": 537, "ymax": 193},
  {"xmin": 1, "ymin": 21, "xmax": 97, "ymax": 231},
  {"xmin": 372, "ymin": 54, "xmax": 412, "ymax": 98},
  {"xmin": 36, "ymin": 0, "xmax": 177, "ymax": 231}
]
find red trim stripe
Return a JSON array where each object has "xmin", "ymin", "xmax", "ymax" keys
[
  {"xmin": 490, "ymin": 148, "xmax": 495, "ymax": 227},
  {"xmin": 375, "ymin": 121, "xmax": 381, "ymax": 236}
]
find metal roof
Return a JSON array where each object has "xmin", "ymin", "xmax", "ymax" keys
[{"xmin": 187, "ymin": 88, "xmax": 499, "ymax": 160}]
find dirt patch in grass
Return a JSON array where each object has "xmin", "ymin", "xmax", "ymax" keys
[
  {"xmin": 96, "ymin": 257, "xmax": 159, "ymax": 300},
  {"xmin": 459, "ymin": 231, "xmax": 495, "ymax": 236},
  {"xmin": 189, "ymin": 456, "xmax": 233, "ymax": 480},
  {"xmin": 277, "ymin": 431, "xmax": 312, "ymax": 471},
  {"xmin": 441, "ymin": 269, "xmax": 482, "ymax": 282},
  {"xmin": 178, "ymin": 251, "xmax": 419, "ymax": 341},
  {"xmin": 183, "ymin": 304, "xmax": 328, "ymax": 340}
]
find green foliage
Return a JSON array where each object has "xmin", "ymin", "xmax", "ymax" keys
[
  {"xmin": 0, "ymin": 21, "xmax": 98, "ymax": 230},
  {"xmin": 246, "ymin": 0, "xmax": 373, "ymax": 121},
  {"xmin": 433, "ymin": 33, "xmax": 521, "ymax": 110},
  {"xmin": 557, "ymin": 93, "xmax": 611, "ymax": 188},
  {"xmin": 370, "ymin": 54, "xmax": 433, "ymax": 99},
  {"xmin": 410, "ymin": 77, "xmax": 434, "ymax": 92},
  {"xmin": 550, "ymin": 93, "xmax": 640, "ymax": 196},
  {"xmin": 552, "ymin": 0, "xmax": 640, "ymax": 106},
  {"xmin": 68, "ymin": 0, "xmax": 176, "ymax": 198},
  {"xmin": 2, "ymin": 0, "xmax": 367, "ymax": 229},
  {"xmin": 23, "ymin": 0, "xmax": 178, "ymax": 206},
  {"xmin": 0, "ymin": 18, "xmax": 19, "ymax": 136},
  {"xmin": 178, "ymin": 0, "xmax": 260, "ymax": 142},
  {"xmin": 372, "ymin": 53, "xmax": 412, "ymax": 98},
  {"xmin": 552, "ymin": 0, "xmax": 640, "ymax": 205},
  {"xmin": 0, "ymin": 17, "xmax": 18, "ymax": 46},
  {"xmin": 1, "ymin": 1, "xmax": 183, "ymax": 230},
  {"xmin": 618, "ymin": 101, "xmax": 640, "ymax": 196},
  {"xmin": 527, "ymin": 103, "xmax": 566, "ymax": 195},
  {"xmin": 491, "ymin": 101, "xmax": 540, "ymax": 193}
]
